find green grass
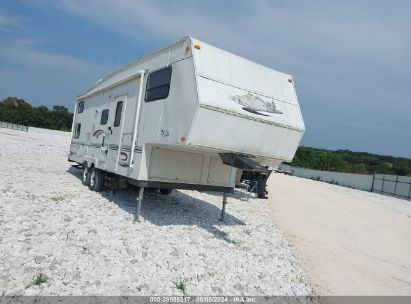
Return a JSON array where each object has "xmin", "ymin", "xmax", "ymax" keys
[
  {"xmin": 175, "ymin": 281, "xmax": 186, "ymax": 295},
  {"xmin": 26, "ymin": 273, "xmax": 49, "ymax": 288}
]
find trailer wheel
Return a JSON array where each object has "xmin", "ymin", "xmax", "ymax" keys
[
  {"xmin": 159, "ymin": 189, "xmax": 173, "ymax": 195},
  {"xmin": 82, "ymin": 166, "xmax": 90, "ymax": 186},
  {"xmin": 88, "ymin": 167, "xmax": 104, "ymax": 191}
]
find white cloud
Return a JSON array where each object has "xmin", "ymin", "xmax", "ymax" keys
[
  {"xmin": 0, "ymin": 13, "xmax": 21, "ymax": 29},
  {"xmin": 50, "ymin": 1, "xmax": 408, "ymax": 60},
  {"xmin": 0, "ymin": 44, "xmax": 110, "ymax": 76},
  {"xmin": 49, "ymin": 0, "xmax": 410, "ymax": 102},
  {"xmin": 0, "ymin": 43, "xmax": 112, "ymax": 108}
]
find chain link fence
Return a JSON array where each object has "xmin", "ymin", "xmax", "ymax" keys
[
  {"xmin": 371, "ymin": 174, "xmax": 411, "ymax": 199},
  {"xmin": 280, "ymin": 164, "xmax": 411, "ymax": 200},
  {"xmin": 0, "ymin": 121, "xmax": 28, "ymax": 132}
]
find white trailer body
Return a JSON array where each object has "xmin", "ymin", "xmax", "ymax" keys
[{"xmin": 68, "ymin": 36, "xmax": 305, "ymax": 194}]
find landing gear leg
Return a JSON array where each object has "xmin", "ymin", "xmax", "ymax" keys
[
  {"xmin": 220, "ymin": 192, "xmax": 228, "ymax": 222},
  {"xmin": 135, "ymin": 187, "xmax": 144, "ymax": 222},
  {"xmin": 256, "ymin": 174, "xmax": 269, "ymax": 199}
]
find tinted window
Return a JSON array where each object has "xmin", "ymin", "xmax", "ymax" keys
[
  {"xmin": 114, "ymin": 101, "xmax": 123, "ymax": 127},
  {"xmin": 74, "ymin": 123, "xmax": 81, "ymax": 138},
  {"xmin": 100, "ymin": 109, "xmax": 109, "ymax": 125},
  {"xmin": 78, "ymin": 101, "xmax": 84, "ymax": 113},
  {"xmin": 145, "ymin": 66, "xmax": 172, "ymax": 102}
]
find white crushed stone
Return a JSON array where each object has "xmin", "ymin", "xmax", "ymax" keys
[{"xmin": 0, "ymin": 128, "xmax": 311, "ymax": 295}]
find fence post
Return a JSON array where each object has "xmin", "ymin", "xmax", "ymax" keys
[
  {"xmin": 381, "ymin": 176, "xmax": 385, "ymax": 194},
  {"xmin": 393, "ymin": 175, "xmax": 398, "ymax": 196},
  {"xmin": 370, "ymin": 172, "xmax": 376, "ymax": 192}
]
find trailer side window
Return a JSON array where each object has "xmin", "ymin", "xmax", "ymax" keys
[
  {"xmin": 74, "ymin": 123, "xmax": 81, "ymax": 138},
  {"xmin": 114, "ymin": 101, "xmax": 123, "ymax": 127},
  {"xmin": 78, "ymin": 101, "xmax": 84, "ymax": 113},
  {"xmin": 100, "ymin": 109, "xmax": 109, "ymax": 125},
  {"xmin": 145, "ymin": 66, "xmax": 172, "ymax": 102}
]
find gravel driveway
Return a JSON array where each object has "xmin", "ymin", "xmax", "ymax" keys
[{"xmin": 0, "ymin": 128, "xmax": 311, "ymax": 295}]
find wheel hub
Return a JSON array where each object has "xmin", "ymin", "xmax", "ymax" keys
[{"xmin": 90, "ymin": 171, "xmax": 95, "ymax": 187}]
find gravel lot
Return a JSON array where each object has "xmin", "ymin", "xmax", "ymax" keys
[{"xmin": 0, "ymin": 128, "xmax": 311, "ymax": 296}]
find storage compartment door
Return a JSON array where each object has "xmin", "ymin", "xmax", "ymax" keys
[{"xmin": 148, "ymin": 147, "xmax": 204, "ymax": 183}]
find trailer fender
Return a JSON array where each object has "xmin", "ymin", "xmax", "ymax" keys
[{"xmin": 84, "ymin": 156, "xmax": 99, "ymax": 168}]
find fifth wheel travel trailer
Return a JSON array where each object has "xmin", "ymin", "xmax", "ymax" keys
[{"xmin": 68, "ymin": 36, "xmax": 305, "ymax": 221}]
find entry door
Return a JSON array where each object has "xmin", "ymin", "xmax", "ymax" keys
[{"xmin": 106, "ymin": 95, "xmax": 127, "ymax": 172}]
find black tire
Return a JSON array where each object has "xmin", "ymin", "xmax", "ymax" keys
[
  {"xmin": 88, "ymin": 167, "xmax": 104, "ymax": 191},
  {"xmin": 82, "ymin": 166, "xmax": 90, "ymax": 186},
  {"xmin": 159, "ymin": 188, "xmax": 173, "ymax": 195}
]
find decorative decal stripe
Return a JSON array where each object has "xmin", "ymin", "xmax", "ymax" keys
[
  {"xmin": 120, "ymin": 152, "xmax": 128, "ymax": 161},
  {"xmin": 197, "ymin": 73, "xmax": 298, "ymax": 106},
  {"xmin": 199, "ymin": 103, "xmax": 304, "ymax": 132},
  {"xmin": 93, "ymin": 129, "xmax": 104, "ymax": 137},
  {"xmin": 71, "ymin": 142, "xmax": 142, "ymax": 152},
  {"xmin": 230, "ymin": 93, "xmax": 283, "ymax": 115},
  {"xmin": 108, "ymin": 147, "xmax": 143, "ymax": 153},
  {"xmin": 108, "ymin": 144, "xmax": 143, "ymax": 152}
]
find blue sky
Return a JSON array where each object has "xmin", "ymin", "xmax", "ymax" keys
[{"xmin": 0, "ymin": 0, "xmax": 410, "ymax": 157}]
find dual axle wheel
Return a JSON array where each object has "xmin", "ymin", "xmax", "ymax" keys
[
  {"xmin": 81, "ymin": 165, "xmax": 172, "ymax": 195},
  {"xmin": 82, "ymin": 166, "xmax": 103, "ymax": 191}
]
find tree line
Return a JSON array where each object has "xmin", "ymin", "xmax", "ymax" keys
[
  {"xmin": 0, "ymin": 97, "xmax": 73, "ymax": 131},
  {"xmin": 289, "ymin": 146, "xmax": 411, "ymax": 176}
]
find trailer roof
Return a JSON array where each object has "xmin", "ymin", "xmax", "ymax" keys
[
  {"xmin": 77, "ymin": 36, "xmax": 191, "ymax": 100},
  {"xmin": 77, "ymin": 36, "xmax": 295, "ymax": 102}
]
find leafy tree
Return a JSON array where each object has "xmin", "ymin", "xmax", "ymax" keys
[
  {"xmin": 289, "ymin": 146, "xmax": 411, "ymax": 176},
  {"xmin": 0, "ymin": 97, "xmax": 73, "ymax": 131},
  {"xmin": 51, "ymin": 105, "xmax": 72, "ymax": 131}
]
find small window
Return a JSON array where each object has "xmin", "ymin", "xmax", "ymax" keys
[
  {"xmin": 145, "ymin": 66, "xmax": 172, "ymax": 102},
  {"xmin": 78, "ymin": 101, "xmax": 84, "ymax": 113},
  {"xmin": 74, "ymin": 123, "xmax": 81, "ymax": 138},
  {"xmin": 114, "ymin": 101, "xmax": 123, "ymax": 127},
  {"xmin": 100, "ymin": 109, "xmax": 109, "ymax": 125}
]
